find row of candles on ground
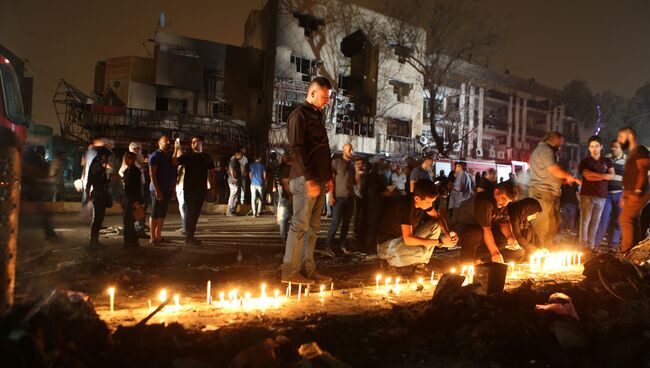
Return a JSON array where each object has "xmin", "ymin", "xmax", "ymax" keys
[
  {"xmin": 104, "ymin": 281, "xmax": 334, "ymax": 313},
  {"xmin": 528, "ymin": 250, "xmax": 582, "ymax": 272}
]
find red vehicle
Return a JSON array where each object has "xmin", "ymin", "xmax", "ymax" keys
[{"xmin": 0, "ymin": 55, "xmax": 28, "ymax": 142}]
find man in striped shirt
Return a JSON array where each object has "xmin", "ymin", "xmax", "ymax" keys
[{"xmin": 594, "ymin": 140, "xmax": 626, "ymax": 249}]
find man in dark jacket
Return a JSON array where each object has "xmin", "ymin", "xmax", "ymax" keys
[
  {"xmin": 122, "ymin": 152, "xmax": 143, "ymax": 247},
  {"xmin": 281, "ymin": 77, "xmax": 334, "ymax": 284},
  {"xmin": 84, "ymin": 147, "xmax": 112, "ymax": 248}
]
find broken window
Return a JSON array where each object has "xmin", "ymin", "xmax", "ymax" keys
[
  {"xmin": 292, "ymin": 12, "xmax": 325, "ymax": 37},
  {"xmin": 204, "ymin": 69, "xmax": 224, "ymax": 101},
  {"xmin": 212, "ymin": 102, "xmax": 233, "ymax": 117},
  {"xmin": 386, "ymin": 118, "xmax": 412, "ymax": 138},
  {"xmin": 290, "ymin": 55, "xmax": 317, "ymax": 82},
  {"xmin": 389, "ymin": 80, "xmax": 412, "ymax": 103}
]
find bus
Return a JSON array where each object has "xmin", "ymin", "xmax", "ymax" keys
[{"xmin": 0, "ymin": 55, "xmax": 28, "ymax": 142}]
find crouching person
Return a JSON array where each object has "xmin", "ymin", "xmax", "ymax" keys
[
  {"xmin": 507, "ymin": 198, "xmax": 543, "ymax": 258},
  {"xmin": 450, "ymin": 181, "xmax": 521, "ymax": 263},
  {"xmin": 377, "ymin": 179, "xmax": 457, "ymax": 270},
  {"xmin": 122, "ymin": 152, "xmax": 144, "ymax": 247}
]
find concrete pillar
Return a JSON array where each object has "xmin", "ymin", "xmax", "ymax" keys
[
  {"xmin": 507, "ymin": 95, "xmax": 513, "ymax": 148},
  {"xmin": 477, "ymin": 87, "xmax": 485, "ymax": 151},
  {"xmin": 459, "ymin": 83, "xmax": 467, "ymax": 157},
  {"xmin": 468, "ymin": 85, "xmax": 475, "ymax": 153},
  {"xmin": 521, "ymin": 98, "xmax": 528, "ymax": 148},
  {"xmin": 514, "ymin": 97, "xmax": 521, "ymax": 149}
]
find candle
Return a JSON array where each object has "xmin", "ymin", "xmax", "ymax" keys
[
  {"xmin": 461, "ymin": 266, "xmax": 468, "ymax": 276},
  {"xmin": 298, "ymin": 284, "xmax": 302, "ymax": 301},
  {"xmin": 468, "ymin": 265, "xmax": 475, "ymax": 283},
  {"xmin": 261, "ymin": 283, "xmax": 267, "ymax": 298},
  {"xmin": 330, "ymin": 282, "xmax": 334, "ymax": 296},
  {"xmin": 385, "ymin": 277, "xmax": 392, "ymax": 291},
  {"xmin": 174, "ymin": 294, "xmax": 180, "ymax": 309},
  {"xmin": 320, "ymin": 284, "xmax": 325, "ymax": 296},
  {"xmin": 450, "ymin": 267, "xmax": 456, "ymax": 273},
  {"xmin": 219, "ymin": 292, "xmax": 225, "ymax": 304},
  {"xmin": 274, "ymin": 289, "xmax": 280, "ymax": 301},
  {"xmin": 159, "ymin": 289, "xmax": 167, "ymax": 303},
  {"xmin": 417, "ymin": 277, "xmax": 424, "ymax": 286},
  {"xmin": 147, "ymin": 299, "xmax": 152, "ymax": 310},
  {"xmin": 108, "ymin": 287, "xmax": 115, "ymax": 312},
  {"xmin": 395, "ymin": 277, "xmax": 401, "ymax": 294},
  {"xmin": 375, "ymin": 274, "xmax": 382, "ymax": 291},
  {"xmin": 207, "ymin": 281, "xmax": 211, "ymax": 305},
  {"xmin": 430, "ymin": 271, "xmax": 434, "ymax": 284},
  {"xmin": 509, "ymin": 262, "xmax": 515, "ymax": 272}
]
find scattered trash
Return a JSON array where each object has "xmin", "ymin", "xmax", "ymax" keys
[{"xmin": 535, "ymin": 292, "xmax": 580, "ymax": 320}]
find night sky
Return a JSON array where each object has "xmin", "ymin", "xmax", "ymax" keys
[{"xmin": 1, "ymin": 0, "xmax": 649, "ymax": 132}]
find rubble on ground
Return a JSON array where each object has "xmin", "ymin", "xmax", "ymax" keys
[{"xmin": 2, "ymin": 254, "xmax": 650, "ymax": 367}]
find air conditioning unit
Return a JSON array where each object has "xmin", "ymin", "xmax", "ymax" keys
[
  {"xmin": 497, "ymin": 151, "xmax": 505, "ymax": 159},
  {"xmin": 476, "ymin": 148, "xmax": 483, "ymax": 157}
]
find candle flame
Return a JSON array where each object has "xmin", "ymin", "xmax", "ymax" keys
[{"xmin": 158, "ymin": 289, "xmax": 167, "ymax": 303}]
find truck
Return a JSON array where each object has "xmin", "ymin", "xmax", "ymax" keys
[{"xmin": 0, "ymin": 55, "xmax": 28, "ymax": 142}]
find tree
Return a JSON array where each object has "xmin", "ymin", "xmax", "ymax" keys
[
  {"xmin": 376, "ymin": 0, "xmax": 499, "ymax": 157},
  {"xmin": 562, "ymin": 80, "xmax": 596, "ymax": 129}
]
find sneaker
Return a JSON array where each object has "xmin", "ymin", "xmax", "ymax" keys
[
  {"xmin": 185, "ymin": 238, "xmax": 202, "ymax": 246},
  {"xmin": 306, "ymin": 271, "xmax": 332, "ymax": 283},
  {"xmin": 281, "ymin": 273, "xmax": 315, "ymax": 285}
]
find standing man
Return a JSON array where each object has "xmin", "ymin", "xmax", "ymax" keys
[
  {"xmin": 618, "ymin": 127, "xmax": 650, "ymax": 254},
  {"xmin": 149, "ymin": 135, "xmax": 180, "ymax": 246},
  {"xmin": 409, "ymin": 157, "xmax": 433, "ymax": 192},
  {"xmin": 249, "ymin": 154, "xmax": 267, "ymax": 217},
  {"xmin": 84, "ymin": 147, "xmax": 112, "ymax": 248},
  {"xmin": 282, "ymin": 77, "xmax": 334, "ymax": 284},
  {"xmin": 227, "ymin": 151, "xmax": 243, "ymax": 216},
  {"xmin": 529, "ymin": 132, "xmax": 581, "ymax": 247},
  {"xmin": 595, "ymin": 140, "xmax": 626, "ymax": 249},
  {"xmin": 177, "ymin": 135, "xmax": 215, "ymax": 245},
  {"xmin": 325, "ymin": 143, "xmax": 355, "ymax": 254},
  {"xmin": 122, "ymin": 152, "xmax": 143, "ymax": 248},
  {"xmin": 238, "ymin": 146, "xmax": 249, "ymax": 205},
  {"xmin": 391, "ymin": 166, "xmax": 407, "ymax": 196},
  {"xmin": 578, "ymin": 135, "xmax": 614, "ymax": 249},
  {"xmin": 448, "ymin": 161, "xmax": 473, "ymax": 214}
]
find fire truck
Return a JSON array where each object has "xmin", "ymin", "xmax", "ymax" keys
[{"xmin": 0, "ymin": 55, "xmax": 28, "ymax": 142}]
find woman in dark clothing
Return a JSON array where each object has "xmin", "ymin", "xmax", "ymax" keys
[{"xmin": 507, "ymin": 198, "xmax": 543, "ymax": 257}]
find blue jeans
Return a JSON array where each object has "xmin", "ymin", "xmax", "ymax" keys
[
  {"xmin": 325, "ymin": 196, "xmax": 354, "ymax": 249},
  {"xmin": 277, "ymin": 197, "xmax": 292, "ymax": 240},
  {"xmin": 227, "ymin": 178, "xmax": 240, "ymax": 215},
  {"xmin": 594, "ymin": 191, "xmax": 622, "ymax": 248},
  {"xmin": 282, "ymin": 176, "xmax": 325, "ymax": 278},
  {"xmin": 250, "ymin": 184, "xmax": 264, "ymax": 215},
  {"xmin": 579, "ymin": 195, "xmax": 606, "ymax": 248},
  {"xmin": 176, "ymin": 186, "xmax": 186, "ymax": 231},
  {"xmin": 561, "ymin": 203, "xmax": 577, "ymax": 234}
]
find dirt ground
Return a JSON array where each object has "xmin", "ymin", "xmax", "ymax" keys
[{"xmin": 10, "ymin": 210, "xmax": 650, "ymax": 367}]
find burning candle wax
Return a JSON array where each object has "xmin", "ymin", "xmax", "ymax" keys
[
  {"xmin": 219, "ymin": 292, "xmax": 225, "ymax": 304},
  {"xmin": 375, "ymin": 274, "xmax": 382, "ymax": 291},
  {"xmin": 108, "ymin": 287, "xmax": 115, "ymax": 312},
  {"xmin": 159, "ymin": 289, "xmax": 167, "ymax": 303},
  {"xmin": 174, "ymin": 294, "xmax": 180, "ymax": 310},
  {"xmin": 206, "ymin": 281, "xmax": 211, "ymax": 305},
  {"xmin": 385, "ymin": 277, "xmax": 392, "ymax": 291}
]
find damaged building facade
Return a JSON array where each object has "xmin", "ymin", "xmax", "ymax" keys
[
  {"xmin": 56, "ymin": 32, "xmax": 265, "ymax": 151},
  {"xmin": 245, "ymin": 0, "xmax": 581, "ymax": 169}
]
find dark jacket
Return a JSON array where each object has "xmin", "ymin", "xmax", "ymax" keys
[
  {"xmin": 123, "ymin": 166, "xmax": 143, "ymax": 203},
  {"xmin": 287, "ymin": 101, "xmax": 332, "ymax": 183}
]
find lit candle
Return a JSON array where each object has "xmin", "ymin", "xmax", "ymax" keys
[
  {"xmin": 174, "ymin": 294, "xmax": 180, "ymax": 310},
  {"xmin": 385, "ymin": 276, "xmax": 392, "ymax": 290},
  {"xmin": 468, "ymin": 265, "xmax": 475, "ymax": 283},
  {"xmin": 298, "ymin": 284, "xmax": 302, "ymax": 301},
  {"xmin": 274, "ymin": 289, "xmax": 280, "ymax": 303},
  {"xmin": 461, "ymin": 266, "xmax": 468, "ymax": 276},
  {"xmin": 159, "ymin": 289, "xmax": 167, "ymax": 303},
  {"xmin": 417, "ymin": 277, "xmax": 424, "ymax": 286},
  {"xmin": 450, "ymin": 267, "xmax": 456, "ymax": 273},
  {"xmin": 261, "ymin": 283, "xmax": 267, "ymax": 299},
  {"xmin": 509, "ymin": 262, "xmax": 515, "ymax": 272},
  {"xmin": 375, "ymin": 274, "xmax": 382, "ymax": 291},
  {"xmin": 395, "ymin": 277, "xmax": 401, "ymax": 294},
  {"xmin": 320, "ymin": 284, "xmax": 325, "ymax": 296},
  {"xmin": 108, "ymin": 287, "xmax": 115, "ymax": 312},
  {"xmin": 330, "ymin": 282, "xmax": 334, "ymax": 296},
  {"xmin": 219, "ymin": 292, "xmax": 225, "ymax": 304},
  {"xmin": 207, "ymin": 281, "xmax": 211, "ymax": 305}
]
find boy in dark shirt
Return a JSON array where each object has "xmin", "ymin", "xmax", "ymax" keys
[
  {"xmin": 377, "ymin": 179, "xmax": 456, "ymax": 269},
  {"xmin": 122, "ymin": 152, "xmax": 143, "ymax": 247}
]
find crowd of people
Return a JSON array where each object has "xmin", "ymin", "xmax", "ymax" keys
[{"xmin": 20, "ymin": 77, "xmax": 650, "ymax": 285}]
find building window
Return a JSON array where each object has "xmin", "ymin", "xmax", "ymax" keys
[
  {"xmin": 212, "ymin": 102, "xmax": 233, "ymax": 117},
  {"xmin": 386, "ymin": 118, "xmax": 411, "ymax": 138},
  {"xmin": 389, "ymin": 80, "xmax": 412, "ymax": 102},
  {"xmin": 290, "ymin": 55, "xmax": 317, "ymax": 82},
  {"xmin": 204, "ymin": 69, "xmax": 224, "ymax": 101}
]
